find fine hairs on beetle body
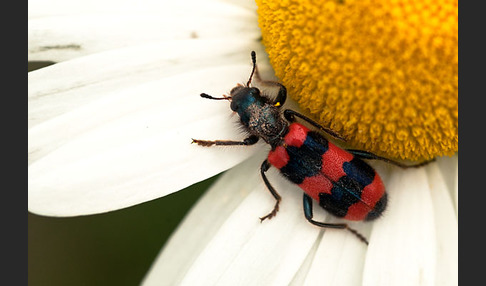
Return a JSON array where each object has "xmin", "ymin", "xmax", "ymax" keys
[{"xmin": 192, "ymin": 51, "xmax": 433, "ymax": 245}]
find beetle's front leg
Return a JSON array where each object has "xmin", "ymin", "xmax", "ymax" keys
[{"xmin": 249, "ymin": 51, "xmax": 287, "ymax": 108}]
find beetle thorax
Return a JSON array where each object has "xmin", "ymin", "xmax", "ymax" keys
[
  {"xmin": 245, "ymin": 103, "xmax": 288, "ymax": 144},
  {"xmin": 230, "ymin": 86, "xmax": 288, "ymax": 145}
]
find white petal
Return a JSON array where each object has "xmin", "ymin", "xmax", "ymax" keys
[
  {"xmin": 143, "ymin": 152, "xmax": 323, "ymax": 285},
  {"xmin": 426, "ymin": 158, "xmax": 458, "ymax": 286},
  {"xmin": 288, "ymin": 239, "xmax": 321, "ymax": 285},
  {"xmin": 29, "ymin": 0, "xmax": 258, "ymax": 61},
  {"xmin": 29, "ymin": 42, "xmax": 274, "ymax": 216},
  {"xmin": 142, "ymin": 152, "xmax": 265, "ymax": 285},
  {"xmin": 302, "ymin": 222, "xmax": 369, "ymax": 285},
  {"xmin": 363, "ymin": 165, "xmax": 437, "ymax": 286},
  {"xmin": 29, "ymin": 39, "xmax": 266, "ymax": 130},
  {"xmin": 454, "ymin": 165, "xmax": 458, "ymax": 215},
  {"xmin": 436, "ymin": 154, "xmax": 458, "ymax": 215},
  {"xmin": 28, "ymin": 0, "xmax": 256, "ymax": 17}
]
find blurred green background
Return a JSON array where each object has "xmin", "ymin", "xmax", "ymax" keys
[{"xmin": 29, "ymin": 60, "xmax": 220, "ymax": 286}]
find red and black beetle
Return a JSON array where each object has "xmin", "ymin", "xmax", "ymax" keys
[{"xmin": 192, "ymin": 51, "xmax": 432, "ymax": 244}]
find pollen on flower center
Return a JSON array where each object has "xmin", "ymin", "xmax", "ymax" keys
[{"xmin": 256, "ymin": 0, "xmax": 458, "ymax": 161}]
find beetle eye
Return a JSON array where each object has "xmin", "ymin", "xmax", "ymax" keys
[
  {"xmin": 230, "ymin": 100, "xmax": 238, "ymax": 111},
  {"xmin": 230, "ymin": 84, "xmax": 244, "ymax": 95},
  {"xmin": 249, "ymin": 87, "xmax": 260, "ymax": 96}
]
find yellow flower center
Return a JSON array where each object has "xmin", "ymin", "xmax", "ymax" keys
[{"xmin": 256, "ymin": 0, "xmax": 458, "ymax": 161}]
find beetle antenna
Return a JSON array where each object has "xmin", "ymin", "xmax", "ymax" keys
[
  {"xmin": 246, "ymin": 51, "xmax": 257, "ymax": 86},
  {"xmin": 200, "ymin": 93, "xmax": 231, "ymax": 100}
]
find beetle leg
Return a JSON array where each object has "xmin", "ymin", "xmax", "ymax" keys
[
  {"xmin": 283, "ymin": 109, "xmax": 346, "ymax": 141},
  {"xmin": 303, "ymin": 193, "xmax": 369, "ymax": 245},
  {"xmin": 259, "ymin": 160, "xmax": 282, "ymax": 222},
  {"xmin": 253, "ymin": 72, "xmax": 287, "ymax": 107},
  {"xmin": 346, "ymin": 149, "xmax": 435, "ymax": 168},
  {"xmin": 192, "ymin": 135, "xmax": 259, "ymax": 147}
]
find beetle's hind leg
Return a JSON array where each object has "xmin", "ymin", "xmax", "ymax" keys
[{"xmin": 303, "ymin": 193, "xmax": 369, "ymax": 245}]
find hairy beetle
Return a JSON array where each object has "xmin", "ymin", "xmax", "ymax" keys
[{"xmin": 192, "ymin": 51, "xmax": 432, "ymax": 244}]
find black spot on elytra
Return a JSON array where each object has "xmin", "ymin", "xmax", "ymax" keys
[
  {"xmin": 319, "ymin": 176, "xmax": 363, "ymax": 218},
  {"xmin": 279, "ymin": 132, "xmax": 328, "ymax": 184}
]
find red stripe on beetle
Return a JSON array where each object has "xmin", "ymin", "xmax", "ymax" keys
[
  {"xmin": 360, "ymin": 173, "xmax": 385, "ymax": 208},
  {"xmin": 268, "ymin": 146, "xmax": 290, "ymax": 169},
  {"xmin": 299, "ymin": 174, "xmax": 333, "ymax": 202},
  {"xmin": 321, "ymin": 142, "xmax": 354, "ymax": 182},
  {"xmin": 344, "ymin": 174, "xmax": 385, "ymax": 221},
  {"xmin": 343, "ymin": 201, "xmax": 370, "ymax": 221},
  {"xmin": 284, "ymin": 123, "xmax": 309, "ymax": 147}
]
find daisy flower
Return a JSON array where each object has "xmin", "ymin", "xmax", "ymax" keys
[{"xmin": 29, "ymin": 0, "xmax": 458, "ymax": 285}]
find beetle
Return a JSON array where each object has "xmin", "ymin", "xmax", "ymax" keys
[{"xmin": 192, "ymin": 51, "xmax": 432, "ymax": 244}]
